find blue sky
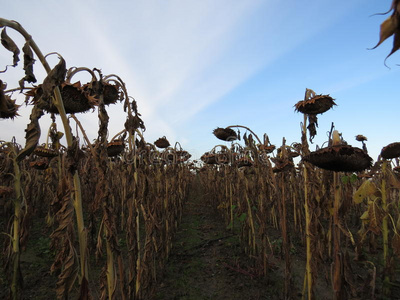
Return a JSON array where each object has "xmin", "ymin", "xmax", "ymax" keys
[{"xmin": 1, "ymin": 0, "xmax": 399, "ymax": 162}]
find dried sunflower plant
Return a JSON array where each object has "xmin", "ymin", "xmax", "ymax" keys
[
  {"xmin": 198, "ymin": 85, "xmax": 400, "ymax": 299},
  {"xmin": 0, "ymin": 18, "xmax": 193, "ymax": 300}
]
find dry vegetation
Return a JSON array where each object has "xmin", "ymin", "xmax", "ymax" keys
[{"xmin": 1, "ymin": 2, "xmax": 400, "ymax": 299}]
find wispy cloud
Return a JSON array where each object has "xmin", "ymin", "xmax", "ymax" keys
[{"xmin": 0, "ymin": 0, "xmax": 368, "ymax": 151}]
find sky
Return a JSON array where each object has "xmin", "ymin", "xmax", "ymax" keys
[{"xmin": 1, "ymin": 0, "xmax": 399, "ymax": 162}]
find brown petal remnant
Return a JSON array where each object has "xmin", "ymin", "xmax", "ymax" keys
[
  {"xmin": 27, "ymin": 81, "xmax": 94, "ymax": 114},
  {"xmin": 0, "ymin": 80, "xmax": 20, "ymax": 119},
  {"xmin": 33, "ymin": 145, "xmax": 58, "ymax": 158},
  {"xmin": 294, "ymin": 94, "xmax": 336, "ymax": 115},
  {"xmin": 303, "ymin": 145, "xmax": 372, "ymax": 172},
  {"xmin": 107, "ymin": 140, "xmax": 125, "ymax": 157},
  {"xmin": 381, "ymin": 142, "xmax": 400, "ymax": 159},
  {"xmin": 213, "ymin": 127, "xmax": 238, "ymax": 141},
  {"xmin": 154, "ymin": 136, "xmax": 170, "ymax": 149}
]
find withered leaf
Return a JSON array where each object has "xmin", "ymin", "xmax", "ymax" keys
[
  {"xmin": 388, "ymin": 169, "xmax": 400, "ymax": 188},
  {"xmin": 368, "ymin": 201, "xmax": 382, "ymax": 235},
  {"xmin": 372, "ymin": 2, "xmax": 400, "ymax": 61},
  {"xmin": 18, "ymin": 42, "xmax": 36, "ymax": 89},
  {"xmin": 41, "ymin": 55, "xmax": 67, "ymax": 101},
  {"xmin": 0, "ymin": 80, "xmax": 20, "ymax": 119},
  {"xmin": 17, "ymin": 106, "xmax": 43, "ymax": 162},
  {"xmin": 353, "ymin": 180, "xmax": 378, "ymax": 204},
  {"xmin": 124, "ymin": 114, "xmax": 145, "ymax": 133},
  {"xmin": 1, "ymin": 27, "xmax": 20, "ymax": 67},
  {"xmin": 386, "ymin": 27, "xmax": 400, "ymax": 59},
  {"xmin": 371, "ymin": 16, "xmax": 397, "ymax": 50}
]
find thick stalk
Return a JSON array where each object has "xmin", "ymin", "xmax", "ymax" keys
[
  {"xmin": 279, "ymin": 172, "xmax": 290, "ymax": 299},
  {"xmin": 332, "ymin": 173, "xmax": 342, "ymax": 299},
  {"xmin": 244, "ymin": 177, "xmax": 256, "ymax": 255},
  {"xmin": 301, "ymin": 113, "xmax": 313, "ymax": 300},
  {"xmin": 11, "ymin": 151, "xmax": 21, "ymax": 300},
  {"xmin": 230, "ymin": 182, "xmax": 234, "ymax": 232},
  {"xmin": 135, "ymin": 204, "xmax": 141, "ymax": 297},
  {"xmin": 106, "ymin": 227, "xmax": 116, "ymax": 300},
  {"xmin": 381, "ymin": 160, "xmax": 390, "ymax": 294}
]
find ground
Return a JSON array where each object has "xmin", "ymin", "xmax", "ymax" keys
[{"xmin": 153, "ymin": 182, "xmax": 283, "ymax": 300}]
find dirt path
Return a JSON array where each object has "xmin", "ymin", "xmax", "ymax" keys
[{"xmin": 154, "ymin": 181, "xmax": 280, "ymax": 300}]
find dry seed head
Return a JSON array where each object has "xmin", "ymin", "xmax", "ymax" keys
[
  {"xmin": 33, "ymin": 146, "xmax": 58, "ymax": 157},
  {"xmin": 381, "ymin": 142, "xmax": 400, "ymax": 159},
  {"xmin": 294, "ymin": 94, "xmax": 336, "ymax": 115},
  {"xmin": 213, "ymin": 127, "xmax": 238, "ymax": 141},
  {"xmin": 154, "ymin": 136, "xmax": 170, "ymax": 149},
  {"xmin": 200, "ymin": 152, "xmax": 217, "ymax": 164},
  {"xmin": 27, "ymin": 81, "xmax": 94, "ymax": 114},
  {"xmin": 303, "ymin": 144, "xmax": 372, "ymax": 172},
  {"xmin": 235, "ymin": 157, "xmax": 253, "ymax": 168},
  {"xmin": 258, "ymin": 144, "xmax": 276, "ymax": 153},
  {"xmin": 0, "ymin": 80, "xmax": 20, "ymax": 119},
  {"xmin": 355, "ymin": 134, "xmax": 367, "ymax": 142},
  {"xmin": 107, "ymin": 140, "xmax": 125, "ymax": 157}
]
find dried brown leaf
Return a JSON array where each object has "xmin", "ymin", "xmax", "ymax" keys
[
  {"xmin": 1, "ymin": 27, "xmax": 20, "ymax": 67},
  {"xmin": 353, "ymin": 180, "xmax": 377, "ymax": 204},
  {"xmin": 386, "ymin": 27, "xmax": 400, "ymax": 59},
  {"xmin": 368, "ymin": 201, "xmax": 382, "ymax": 235},
  {"xmin": 41, "ymin": 55, "xmax": 67, "ymax": 101},
  {"xmin": 18, "ymin": 42, "xmax": 36, "ymax": 89},
  {"xmin": 0, "ymin": 80, "xmax": 20, "ymax": 119},
  {"xmin": 55, "ymin": 240, "xmax": 78, "ymax": 299},
  {"xmin": 371, "ymin": 16, "xmax": 397, "ymax": 49},
  {"xmin": 16, "ymin": 106, "xmax": 44, "ymax": 162}
]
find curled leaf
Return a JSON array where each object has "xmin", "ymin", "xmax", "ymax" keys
[
  {"xmin": 18, "ymin": 42, "xmax": 36, "ymax": 89},
  {"xmin": 41, "ymin": 55, "xmax": 67, "ymax": 101},
  {"xmin": 17, "ymin": 106, "xmax": 44, "ymax": 162},
  {"xmin": 371, "ymin": 1, "xmax": 400, "ymax": 61},
  {"xmin": 1, "ymin": 27, "xmax": 20, "ymax": 67},
  {"xmin": 371, "ymin": 16, "xmax": 397, "ymax": 50},
  {"xmin": 386, "ymin": 28, "xmax": 400, "ymax": 60}
]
